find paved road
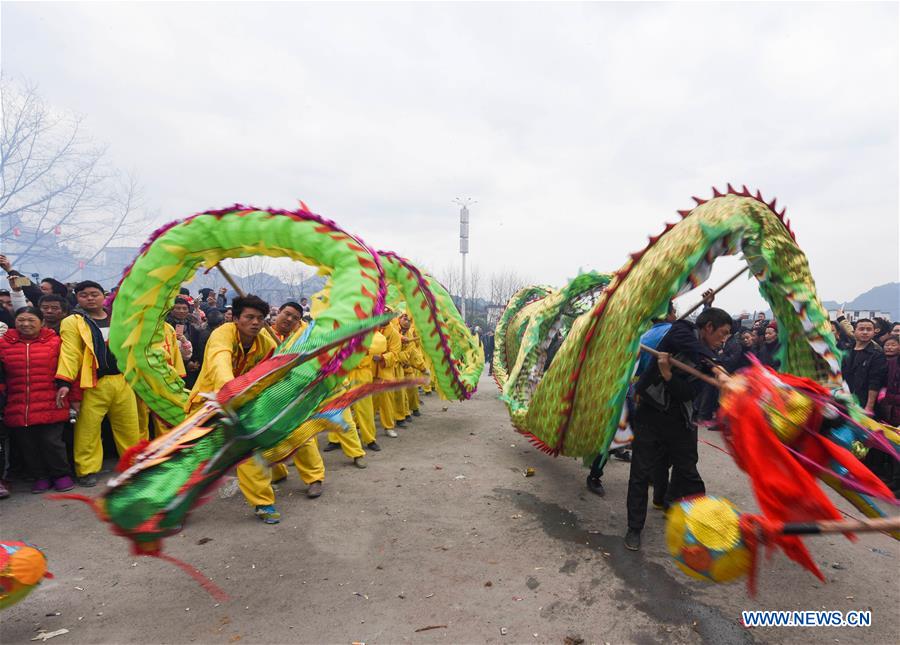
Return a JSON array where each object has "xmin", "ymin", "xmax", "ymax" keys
[{"xmin": 2, "ymin": 372, "xmax": 898, "ymax": 644}]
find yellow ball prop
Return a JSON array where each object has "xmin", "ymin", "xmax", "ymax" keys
[
  {"xmin": 0, "ymin": 542, "xmax": 50, "ymax": 611},
  {"xmin": 665, "ymin": 496, "xmax": 751, "ymax": 583}
]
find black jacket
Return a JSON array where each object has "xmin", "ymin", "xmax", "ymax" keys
[
  {"xmin": 841, "ymin": 342, "xmax": 887, "ymax": 407},
  {"xmin": 756, "ymin": 340, "xmax": 781, "ymax": 370},
  {"xmin": 166, "ymin": 313, "xmax": 208, "ymax": 374},
  {"xmin": 634, "ymin": 320, "xmax": 719, "ymax": 425}
]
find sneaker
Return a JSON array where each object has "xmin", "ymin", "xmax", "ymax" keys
[
  {"xmin": 366, "ymin": 441, "xmax": 381, "ymax": 452},
  {"xmin": 353, "ymin": 457, "xmax": 367, "ymax": 469},
  {"xmin": 0, "ymin": 481, "xmax": 9, "ymax": 499},
  {"xmin": 255, "ymin": 505, "xmax": 281, "ymax": 524},
  {"xmin": 53, "ymin": 476, "xmax": 76, "ymax": 492},
  {"xmin": 32, "ymin": 479, "xmax": 52, "ymax": 494},
  {"xmin": 424, "ymin": 390, "xmax": 432, "ymax": 396},
  {"xmin": 78, "ymin": 473, "xmax": 99, "ymax": 488},
  {"xmin": 385, "ymin": 429, "xmax": 398, "ymax": 438},
  {"xmin": 396, "ymin": 420, "xmax": 407, "ymax": 428},
  {"xmin": 624, "ymin": 529, "xmax": 641, "ymax": 551},
  {"xmin": 323, "ymin": 441, "xmax": 340, "ymax": 452},
  {"xmin": 612, "ymin": 449, "xmax": 631, "ymax": 462},
  {"xmin": 586, "ymin": 475, "xmax": 605, "ymax": 497},
  {"xmin": 412, "ymin": 409, "xmax": 421, "ymax": 417},
  {"xmin": 307, "ymin": 481, "xmax": 323, "ymax": 498},
  {"xmin": 404, "ymin": 415, "xmax": 412, "ymax": 423}
]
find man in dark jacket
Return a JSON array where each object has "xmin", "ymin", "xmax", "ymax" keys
[
  {"xmin": 841, "ymin": 318, "xmax": 887, "ymax": 415},
  {"xmin": 166, "ymin": 297, "xmax": 208, "ymax": 388},
  {"xmin": 483, "ymin": 331, "xmax": 495, "ymax": 374},
  {"xmin": 624, "ymin": 307, "xmax": 732, "ymax": 551}
]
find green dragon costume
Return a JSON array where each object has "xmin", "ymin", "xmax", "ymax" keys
[{"xmin": 55, "ymin": 205, "xmax": 482, "ymax": 557}]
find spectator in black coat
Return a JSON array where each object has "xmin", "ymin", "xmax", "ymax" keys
[
  {"xmin": 756, "ymin": 321, "xmax": 781, "ymax": 370},
  {"xmin": 841, "ymin": 318, "xmax": 888, "ymax": 415}
]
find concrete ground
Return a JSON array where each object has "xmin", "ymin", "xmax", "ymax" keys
[{"xmin": 1, "ymin": 371, "xmax": 898, "ymax": 644}]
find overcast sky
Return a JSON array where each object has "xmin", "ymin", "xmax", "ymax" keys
[{"xmin": 3, "ymin": 2, "xmax": 897, "ymax": 314}]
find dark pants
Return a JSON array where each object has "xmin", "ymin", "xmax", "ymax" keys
[
  {"xmin": 12, "ymin": 423, "xmax": 71, "ymax": 480},
  {"xmin": 694, "ymin": 381, "xmax": 720, "ymax": 421},
  {"xmin": 652, "ymin": 450, "xmax": 672, "ymax": 507},
  {"xmin": 626, "ymin": 407, "xmax": 704, "ymax": 531}
]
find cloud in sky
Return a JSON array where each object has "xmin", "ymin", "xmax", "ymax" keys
[{"xmin": 3, "ymin": 2, "xmax": 897, "ymax": 314}]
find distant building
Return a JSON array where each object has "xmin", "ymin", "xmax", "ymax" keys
[
  {"xmin": 2, "ymin": 215, "xmax": 140, "ymax": 286},
  {"xmin": 827, "ymin": 309, "xmax": 890, "ymax": 322}
]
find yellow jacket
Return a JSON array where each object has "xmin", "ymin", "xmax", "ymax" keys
[
  {"xmin": 399, "ymin": 325, "xmax": 427, "ymax": 374},
  {"xmin": 186, "ymin": 322, "xmax": 276, "ymax": 410},
  {"xmin": 349, "ymin": 331, "xmax": 387, "ymax": 384},
  {"xmin": 56, "ymin": 313, "xmax": 108, "ymax": 388},
  {"xmin": 376, "ymin": 322, "xmax": 402, "ymax": 381}
]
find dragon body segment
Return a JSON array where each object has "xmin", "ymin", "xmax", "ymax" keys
[{"xmin": 495, "ymin": 189, "xmax": 842, "ymax": 459}]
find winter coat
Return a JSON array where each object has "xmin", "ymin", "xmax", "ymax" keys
[{"xmin": 0, "ymin": 328, "xmax": 78, "ymax": 427}]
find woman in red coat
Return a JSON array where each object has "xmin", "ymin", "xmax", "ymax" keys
[{"xmin": 0, "ymin": 307, "xmax": 76, "ymax": 493}]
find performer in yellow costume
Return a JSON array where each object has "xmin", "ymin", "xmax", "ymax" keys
[
  {"xmin": 347, "ymin": 330, "xmax": 386, "ymax": 450},
  {"xmin": 373, "ymin": 312, "xmax": 403, "ymax": 437},
  {"xmin": 186, "ymin": 295, "xmax": 281, "ymax": 523},
  {"xmin": 267, "ymin": 301, "xmax": 366, "ymax": 500},
  {"xmin": 136, "ymin": 322, "xmax": 186, "ymax": 440},
  {"xmin": 55, "ymin": 281, "xmax": 140, "ymax": 486},
  {"xmin": 398, "ymin": 313, "xmax": 428, "ymax": 419}
]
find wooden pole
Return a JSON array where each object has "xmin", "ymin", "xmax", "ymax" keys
[
  {"xmin": 216, "ymin": 263, "xmax": 244, "ymax": 297},
  {"xmin": 678, "ymin": 266, "xmax": 749, "ymax": 320},
  {"xmin": 216, "ymin": 263, "xmax": 277, "ymax": 335},
  {"xmin": 781, "ymin": 515, "xmax": 900, "ymax": 536},
  {"xmin": 638, "ymin": 343, "xmax": 721, "ymax": 388}
]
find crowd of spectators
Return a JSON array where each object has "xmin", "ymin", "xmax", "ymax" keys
[{"xmin": 0, "ymin": 254, "xmax": 314, "ymax": 499}]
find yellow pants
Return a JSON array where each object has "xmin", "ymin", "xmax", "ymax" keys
[
  {"xmin": 326, "ymin": 408, "xmax": 365, "ymax": 458},
  {"xmin": 349, "ymin": 370, "xmax": 377, "ymax": 444},
  {"xmin": 136, "ymin": 397, "xmax": 170, "ymax": 440},
  {"xmin": 73, "ymin": 374, "xmax": 140, "ymax": 477},
  {"xmin": 270, "ymin": 438, "xmax": 325, "ymax": 484},
  {"xmin": 352, "ymin": 396, "xmax": 377, "ymax": 444},
  {"xmin": 406, "ymin": 385, "xmax": 420, "ymax": 413},
  {"xmin": 237, "ymin": 458, "xmax": 275, "ymax": 507},
  {"xmin": 393, "ymin": 386, "xmax": 410, "ymax": 421},
  {"xmin": 375, "ymin": 390, "xmax": 396, "ymax": 429},
  {"xmin": 185, "ymin": 400, "xmax": 276, "ymax": 509}
]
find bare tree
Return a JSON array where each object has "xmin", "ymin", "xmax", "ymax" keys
[
  {"xmin": 1, "ymin": 77, "xmax": 143, "ymax": 274},
  {"xmin": 222, "ymin": 255, "xmax": 274, "ymax": 295},
  {"xmin": 278, "ymin": 263, "xmax": 314, "ymax": 300},
  {"xmin": 488, "ymin": 269, "xmax": 529, "ymax": 307},
  {"xmin": 467, "ymin": 263, "xmax": 483, "ymax": 315},
  {"xmin": 438, "ymin": 262, "xmax": 460, "ymax": 299},
  {"xmin": 60, "ymin": 172, "xmax": 144, "ymax": 281}
]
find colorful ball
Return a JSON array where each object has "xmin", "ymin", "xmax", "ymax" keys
[
  {"xmin": 665, "ymin": 496, "xmax": 751, "ymax": 583},
  {"xmin": 0, "ymin": 541, "xmax": 50, "ymax": 611}
]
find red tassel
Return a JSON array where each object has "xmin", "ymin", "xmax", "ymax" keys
[
  {"xmin": 153, "ymin": 552, "xmax": 229, "ymax": 602},
  {"xmin": 116, "ymin": 440, "xmax": 151, "ymax": 472}
]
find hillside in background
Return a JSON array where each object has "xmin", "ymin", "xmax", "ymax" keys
[{"xmin": 822, "ymin": 282, "xmax": 899, "ymax": 321}]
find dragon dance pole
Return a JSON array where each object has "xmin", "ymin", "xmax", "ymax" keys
[
  {"xmin": 780, "ymin": 515, "xmax": 900, "ymax": 535},
  {"xmin": 678, "ymin": 266, "xmax": 749, "ymax": 321},
  {"xmin": 638, "ymin": 343, "xmax": 722, "ymax": 388},
  {"xmin": 216, "ymin": 263, "xmax": 276, "ymax": 334},
  {"xmin": 216, "ymin": 263, "xmax": 245, "ymax": 297}
]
